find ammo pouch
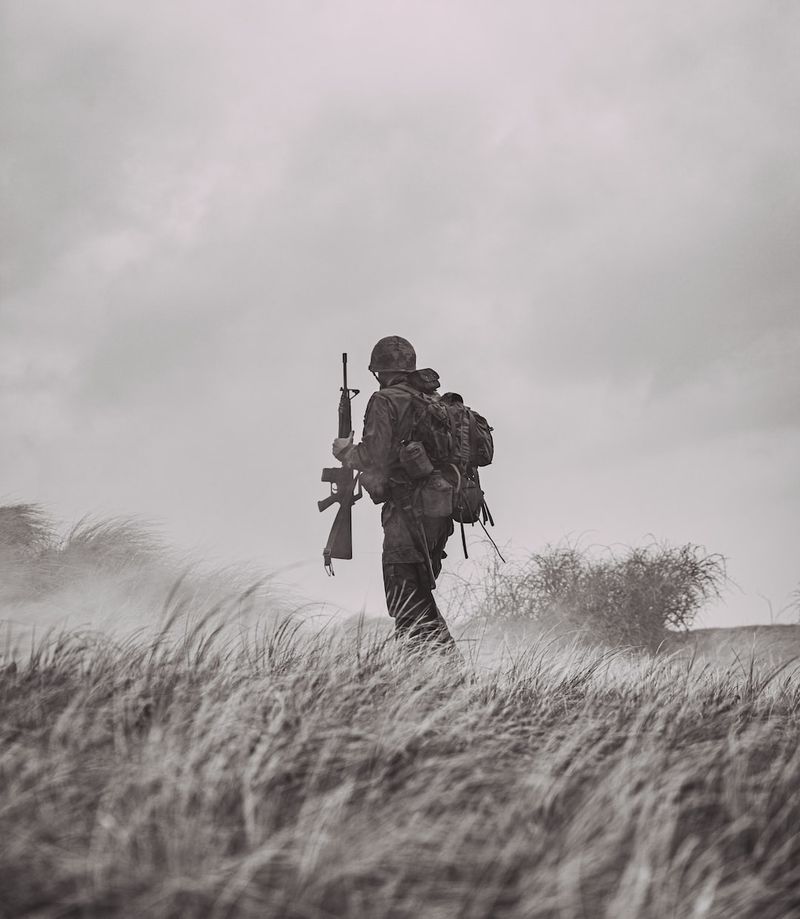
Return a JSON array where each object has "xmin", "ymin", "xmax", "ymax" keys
[
  {"xmin": 359, "ymin": 470, "xmax": 389, "ymax": 504},
  {"xmin": 420, "ymin": 471, "xmax": 454, "ymax": 517},
  {"xmin": 398, "ymin": 441, "xmax": 434, "ymax": 480},
  {"xmin": 453, "ymin": 477, "xmax": 484, "ymax": 524}
]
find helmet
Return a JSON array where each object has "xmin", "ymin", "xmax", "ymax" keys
[{"xmin": 368, "ymin": 336, "xmax": 416, "ymax": 373}]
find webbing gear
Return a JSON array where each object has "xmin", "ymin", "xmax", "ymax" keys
[
  {"xmin": 450, "ymin": 465, "xmax": 505, "ymax": 564},
  {"xmin": 457, "ymin": 506, "xmax": 505, "ymax": 563}
]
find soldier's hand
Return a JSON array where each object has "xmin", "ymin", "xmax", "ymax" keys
[{"xmin": 332, "ymin": 432, "xmax": 354, "ymax": 461}]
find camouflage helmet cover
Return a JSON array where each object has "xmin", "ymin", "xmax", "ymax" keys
[{"xmin": 368, "ymin": 335, "xmax": 416, "ymax": 373}]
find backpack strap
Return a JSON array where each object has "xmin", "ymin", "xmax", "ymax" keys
[
  {"xmin": 476, "ymin": 513, "xmax": 506, "ymax": 563},
  {"xmin": 468, "ymin": 408, "xmax": 478, "ymax": 468},
  {"xmin": 404, "ymin": 389, "xmax": 430, "ymax": 443}
]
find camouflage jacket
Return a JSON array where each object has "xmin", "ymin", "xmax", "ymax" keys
[{"xmin": 342, "ymin": 381, "xmax": 421, "ymax": 480}]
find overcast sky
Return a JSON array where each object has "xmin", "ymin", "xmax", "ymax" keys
[{"xmin": 2, "ymin": 0, "xmax": 798, "ymax": 627}]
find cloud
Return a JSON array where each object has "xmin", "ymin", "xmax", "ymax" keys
[{"xmin": 1, "ymin": 0, "xmax": 799, "ymax": 624}]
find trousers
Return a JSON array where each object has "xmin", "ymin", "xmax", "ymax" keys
[{"xmin": 380, "ymin": 496, "xmax": 455, "ymax": 648}]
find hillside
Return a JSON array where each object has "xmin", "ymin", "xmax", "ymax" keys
[
  {"xmin": 2, "ymin": 505, "xmax": 799, "ymax": 918},
  {"xmin": 665, "ymin": 624, "xmax": 800, "ymax": 670},
  {"xmin": 3, "ymin": 617, "xmax": 799, "ymax": 919}
]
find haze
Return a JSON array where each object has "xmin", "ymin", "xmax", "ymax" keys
[{"xmin": 2, "ymin": 0, "xmax": 798, "ymax": 627}]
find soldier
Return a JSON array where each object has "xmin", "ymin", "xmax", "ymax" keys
[{"xmin": 331, "ymin": 336, "xmax": 457, "ymax": 649}]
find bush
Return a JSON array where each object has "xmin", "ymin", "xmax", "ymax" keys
[{"xmin": 474, "ymin": 541, "xmax": 726, "ymax": 648}]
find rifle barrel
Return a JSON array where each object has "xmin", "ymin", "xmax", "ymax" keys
[{"xmin": 338, "ymin": 352, "xmax": 352, "ymax": 438}]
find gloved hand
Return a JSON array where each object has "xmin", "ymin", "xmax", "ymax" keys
[{"xmin": 332, "ymin": 432, "xmax": 354, "ymax": 461}]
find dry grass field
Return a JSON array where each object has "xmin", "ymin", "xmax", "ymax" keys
[
  {"xmin": 666, "ymin": 625, "xmax": 800, "ymax": 671},
  {"xmin": 2, "ymin": 506, "xmax": 799, "ymax": 919}
]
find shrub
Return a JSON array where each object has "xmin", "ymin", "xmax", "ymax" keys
[{"xmin": 474, "ymin": 541, "xmax": 726, "ymax": 649}]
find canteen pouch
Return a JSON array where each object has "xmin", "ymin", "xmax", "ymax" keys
[
  {"xmin": 398, "ymin": 441, "xmax": 434, "ymax": 480},
  {"xmin": 420, "ymin": 471, "xmax": 454, "ymax": 517}
]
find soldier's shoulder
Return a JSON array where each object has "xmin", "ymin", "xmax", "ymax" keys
[
  {"xmin": 366, "ymin": 383, "xmax": 419, "ymax": 417},
  {"xmin": 375, "ymin": 382, "xmax": 418, "ymax": 401}
]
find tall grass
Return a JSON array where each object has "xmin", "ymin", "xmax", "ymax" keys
[
  {"xmin": 2, "ymin": 623, "xmax": 798, "ymax": 919},
  {"xmin": 0, "ymin": 504, "xmax": 287, "ymax": 647},
  {"xmin": 2, "ymin": 508, "xmax": 797, "ymax": 918}
]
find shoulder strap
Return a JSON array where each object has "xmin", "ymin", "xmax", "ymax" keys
[
  {"xmin": 406, "ymin": 389, "xmax": 431, "ymax": 441},
  {"xmin": 467, "ymin": 407, "xmax": 478, "ymax": 469}
]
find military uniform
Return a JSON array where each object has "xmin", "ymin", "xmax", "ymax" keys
[{"xmin": 341, "ymin": 378, "xmax": 456, "ymax": 647}]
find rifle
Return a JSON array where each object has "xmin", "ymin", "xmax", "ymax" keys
[{"xmin": 319, "ymin": 353, "xmax": 362, "ymax": 575}]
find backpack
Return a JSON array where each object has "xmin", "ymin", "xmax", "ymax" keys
[
  {"xmin": 406, "ymin": 390, "xmax": 495, "ymax": 532},
  {"xmin": 405, "ymin": 391, "xmax": 492, "ymax": 471},
  {"xmin": 439, "ymin": 392, "xmax": 494, "ymax": 472}
]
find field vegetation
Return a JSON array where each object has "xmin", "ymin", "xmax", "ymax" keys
[
  {"xmin": 1, "ymin": 506, "xmax": 799, "ymax": 918},
  {"xmin": 451, "ymin": 541, "xmax": 727, "ymax": 651}
]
